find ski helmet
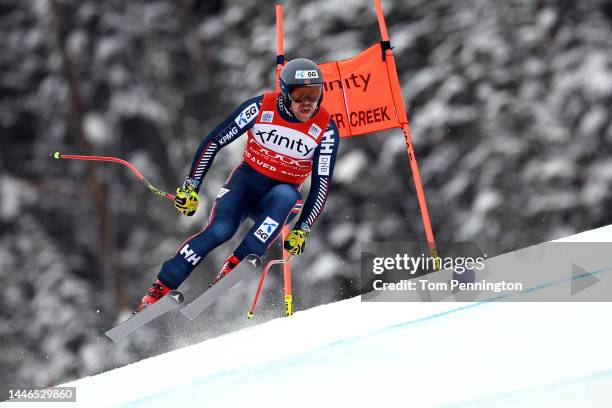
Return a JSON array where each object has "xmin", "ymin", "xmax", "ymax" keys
[{"xmin": 279, "ymin": 58, "xmax": 324, "ymax": 105}]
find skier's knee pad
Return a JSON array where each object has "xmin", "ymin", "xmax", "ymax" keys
[
  {"xmin": 269, "ymin": 184, "xmax": 301, "ymax": 207},
  {"xmin": 206, "ymin": 218, "xmax": 239, "ymax": 244}
]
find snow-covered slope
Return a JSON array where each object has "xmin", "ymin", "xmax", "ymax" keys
[{"xmin": 5, "ymin": 225, "xmax": 612, "ymax": 407}]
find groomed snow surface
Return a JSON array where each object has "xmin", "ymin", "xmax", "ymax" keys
[{"xmin": 5, "ymin": 226, "xmax": 612, "ymax": 408}]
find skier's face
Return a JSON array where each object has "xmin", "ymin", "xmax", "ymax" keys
[{"xmin": 289, "ymin": 86, "xmax": 322, "ymax": 122}]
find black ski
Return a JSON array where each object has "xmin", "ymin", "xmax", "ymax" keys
[
  {"xmin": 105, "ymin": 290, "xmax": 184, "ymax": 343},
  {"xmin": 181, "ymin": 254, "xmax": 261, "ymax": 320}
]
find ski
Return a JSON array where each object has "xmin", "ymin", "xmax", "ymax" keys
[
  {"xmin": 181, "ymin": 254, "xmax": 261, "ymax": 320},
  {"xmin": 105, "ymin": 290, "xmax": 184, "ymax": 343}
]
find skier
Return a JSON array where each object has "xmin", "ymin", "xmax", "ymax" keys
[{"xmin": 135, "ymin": 58, "xmax": 340, "ymax": 312}]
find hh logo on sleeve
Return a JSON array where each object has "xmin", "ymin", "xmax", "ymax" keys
[{"xmin": 254, "ymin": 217, "xmax": 279, "ymax": 242}]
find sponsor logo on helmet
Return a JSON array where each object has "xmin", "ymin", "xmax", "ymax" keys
[
  {"xmin": 308, "ymin": 124, "xmax": 322, "ymax": 138},
  {"xmin": 295, "ymin": 70, "xmax": 319, "ymax": 79},
  {"xmin": 235, "ymin": 103, "xmax": 259, "ymax": 129},
  {"xmin": 261, "ymin": 111, "xmax": 274, "ymax": 123},
  {"xmin": 254, "ymin": 216, "xmax": 279, "ymax": 242}
]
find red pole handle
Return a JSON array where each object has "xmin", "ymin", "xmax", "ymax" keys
[{"xmin": 52, "ymin": 152, "xmax": 175, "ymax": 201}]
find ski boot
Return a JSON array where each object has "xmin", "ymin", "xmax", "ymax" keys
[
  {"xmin": 135, "ymin": 279, "xmax": 171, "ymax": 313},
  {"xmin": 209, "ymin": 254, "xmax": 240, "ymax": 287}
]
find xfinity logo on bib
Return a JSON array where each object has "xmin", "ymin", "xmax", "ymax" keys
[
  {"xmin": 235, "ymin": 103, "xmax": 259, "ymax": 128},
  {"xmin": 295, "ymin": 70, "xmax": 319, "ymax": 79},
  {"xmin": 254, "ymin": 217, "xmax": 279, "ymax": 242},
  {"xmin": 253, "ymin": 124, "xmax": 318, "ymax": 158}
]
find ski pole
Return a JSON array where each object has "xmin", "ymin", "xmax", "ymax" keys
[
  {"xmin": 281, "ymin": 226, "xmax": 293, "ymax": 316},
  {"xmin": 51, "ymin": 152, "xmax": 175, "ymax": 201},
  {"xmin": 247, "ymin": 256, "xmax": 290, "ymax": 319}
]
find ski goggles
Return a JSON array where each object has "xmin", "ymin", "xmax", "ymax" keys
[{"xmin": 289, "ymin": 85, "xmax": 322, "ymax": 104}]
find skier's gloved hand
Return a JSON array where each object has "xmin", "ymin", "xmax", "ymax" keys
[
  {"xmin": 284, "ymin": 225, "xmax": 310, "ymax": 255},
  {"xmin": 174, "ymin": 177, "xmax": 200, "ymax": 216}
]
